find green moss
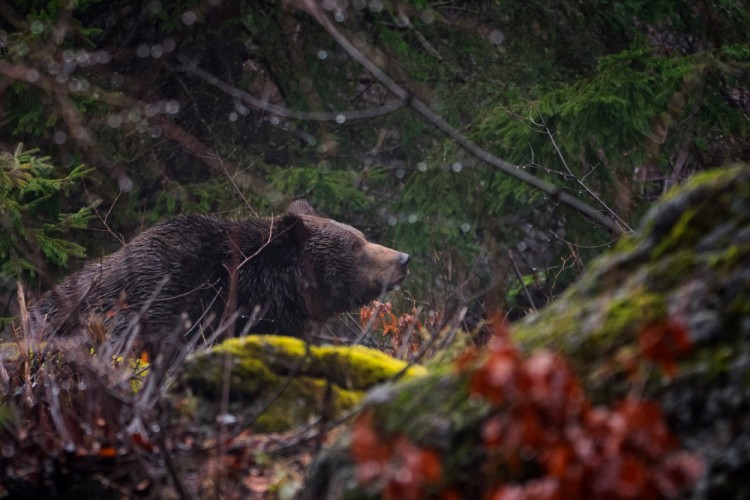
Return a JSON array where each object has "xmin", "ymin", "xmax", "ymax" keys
[
  {"xmin": 707, "ymin": 244, "xmax": 746, "ymax": 270},
  {"xmin": 314, "ymin": 344, "xmax": 424, "ymax": 389},
  {"xmin": 650, "ymin": 208, "xmax": 700, "ymax": 260},
  {"xmin": 179, "ymin": 335, "xmax": 426, "ymax": 432},
  {"xmin": 646, "ymin": 250, "xmax": 698, "ymax": 291},
  {"xmin": 252, "ymin": 376, "xmax": 364, "ymax": 433},
  {"xmin": 598, "ymin": 290, "xmax": 666, "ymax": 339},
  {"xmin": 658, "ymin": 165, "xmax": 744, "ymax": 203},
  {"xmin": 513, "ymin": 304, "xmax": 581, "ymax": 351}
]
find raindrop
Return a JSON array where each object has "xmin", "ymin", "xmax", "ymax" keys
[
  {"xmin": 417, "ymin": 161, "xmax": 428, "ymax": 172},
  {"xmin": 118, "ymin": 176, "xmax": 134, "ymax": 193},
  {"xmin": 396, "ymin": 14, "xmax": 410, "ymax": 28},
  {"xmin": 420, "ymin": 10, "xmax": 435, "ymax": 24},
  {"xmin": 53, "ymin": 130, "xmax": 67, "ymax": 144},
  {"xmin": 235, "ymin": 103, "xmax": 248, "ymax": 115},
  {"xmin": 216, "ymin": 413, "xmax": 238, "ymax": 425},
  {"xmin": 182, "ymin": 11, "xmax": 197, "ymax": 25},
  {"xmin": 408, "ymin": 214, "xmax": 418, "ymax": 224},
  {"xmin": 335, "ymin": 113, "xmax": 346, "ymax": 124},
  {"xmin": 369, "ymin": 0, "xmax": 384, "ymax": 13},
  {"xmin": 460, "ymin": 223, "xmax": 471, "ymax": 233},
  {"xmin": 395, "ymin": 168, "xmax": 405, "ymax": 179},
  {"xmin": 151, "ymin": 423, "xmax": 161, "ymax": 433},
  {"xmin": 25, "ymin": 69, "xmax": 39, "ymax": 83},
  {"xmin": 62, "ymin": 50, "xmax": 75, "ymax": 63},
  {"xmin": 148, "ymin": 125, "xmax": 162, "ymax": 138},
  {"xmin": 489, "ymin": 30, "xmax": 505, "ymax": 45},
  {"xmin": 150, "ymin": 45, "xmax": 164, "ymax": 58},
  {"xmin": 30, "ymin": 20, "xmax": 45, "ymax": 36},
  {"xmin": 136, "ymin": 45, "xmax": 150, "ymax": 58},
  {"xmin": 270, "ymin": 116, "xmax": 280, "ymax": 126},
  {"xmin": 451, "ymin": 162, "xmax": 463, "ymax": 172},
  {"xmin": 51, "ymin": 386, "xmax": 61, "ymax": 396},
  {"xmin": 127, "ymin": 110, "xmax": 141, "ymax": 122},
  {"xmin": 162, "ymin": 38, "xmax": 176, "ymax": 52},
  {"xmin": 388, "ymin": 216, "xmax": 397, "ymax": 226},
  {"xmin": 228, "ymin": 111, "xmax": 238, "ymax": 122},
  {"xmin": 334, "ymin": 10, "xmax": 345, "ymax": 22},
  {"xmin": 317, "ymin": 50, "xmax": 328, "ymax": 60},
  {"xmin": 107, "ymin": 114, "xmax": 122, "ymax": 128},
  {"xmin": 95, "ymin": 51, "xmax": 111, "ymax": 64},
  {"xmin": 76, "ymin": 50, "xmax": 90, "ymax": 65},
  {"xmin": 47, "ymin": 61, "xmax": 61, "ymax": 74},
  {"xmin": 165, "ymin": 100, "xmax": 180, "ymax": 114}
]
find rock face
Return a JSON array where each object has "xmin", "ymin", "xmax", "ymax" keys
[
  {"xmin": 515, "ymin": 165, "xmax": 750, "ymax": 498},
  {"xmin": 302, "ymin": 165, "xmax": 750, "ymax": 498}
]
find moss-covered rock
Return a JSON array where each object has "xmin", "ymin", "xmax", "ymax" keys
[
  {"xmin": 172, "ymin": 335, "xmax": 426, "ymax": 432},
  {"xmin": 303, "ymin": 164, "xmax": 750, "ymax": 498}
]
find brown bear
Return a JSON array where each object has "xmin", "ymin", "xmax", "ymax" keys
[{"xmin": 34, "ymin": 201, "xmax": 410, "ymax": 345}]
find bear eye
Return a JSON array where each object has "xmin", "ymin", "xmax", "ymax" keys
[{"xmin": 351, "ymin": 240, "xmax": 363, "ymax": 252}]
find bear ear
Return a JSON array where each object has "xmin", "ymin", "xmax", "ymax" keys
[
  {"xmin": 281, "ymin": 212, "xmax": 311, "ymax": 247},
  {"xmin": 287, "ymin": 199, "xmax": 316, "ymax": 217}
]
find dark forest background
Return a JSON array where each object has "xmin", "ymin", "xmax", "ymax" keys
[{"xmin": 1, "ymin": 0, "xmax": 749, "ymax": 330}]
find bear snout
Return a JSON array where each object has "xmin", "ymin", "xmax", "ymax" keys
[{"xmin": 398, "ymin": 252, "xmax": 410, "ymax": 266}]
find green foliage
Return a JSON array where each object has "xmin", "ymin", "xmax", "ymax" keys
[
  {"xmin": 0, "ymin": 145, "xmax": 94, "ymax": 280},
  {"xmin": 269, "ymin": 164, "xmax": 376, "ymax": 215},
  {"xmin": 148, "ymin": 178, "xmax": 239, "ymax": 222}
]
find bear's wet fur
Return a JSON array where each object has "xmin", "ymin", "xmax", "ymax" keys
[{"xmin": 35, "ymin": 201, "xmax": 409, "ymax": 344}]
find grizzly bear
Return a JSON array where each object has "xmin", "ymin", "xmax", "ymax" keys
[{"xmin": 35, "ymin": 201, "xmax": 410, "ymax": 345}]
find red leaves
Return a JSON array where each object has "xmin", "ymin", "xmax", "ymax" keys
[
  {"xmin": 360, "ymin": 301, "xmax": 426, "ymax": 358},
  {"xmin": 467, "ymin": 316, "xmax": 702, "ymax": 499},
  {"xmin": 352, "ymin": 410, "xmax": 444, "ymax": 500},
  {"xmin": 637, "ymin": 320, "xmax": 692, "ymax": 378}
]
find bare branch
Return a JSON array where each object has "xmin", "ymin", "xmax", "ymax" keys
[{"xmin": 174, "ymin": 60, "xmax": 406, "ymax": 121}]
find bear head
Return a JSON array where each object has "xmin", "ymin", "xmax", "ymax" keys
[{"xmin": 285, "ymin": 200, "xmax": 410, "ymax": 323}]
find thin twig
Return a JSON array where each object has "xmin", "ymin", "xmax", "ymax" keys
[{"xmin": 507, "ymin": 249, "xmax": 537, "ymax": 313}]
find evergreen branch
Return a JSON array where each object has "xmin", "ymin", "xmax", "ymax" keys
[{"xmin": 296, "ymin": 0, "xmax": 626, "ymax": 236}]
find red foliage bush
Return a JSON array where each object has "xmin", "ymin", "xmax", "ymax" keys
[{"xmin": 350, "ymin": 315, "xmax": 703, "ymax": 499}]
